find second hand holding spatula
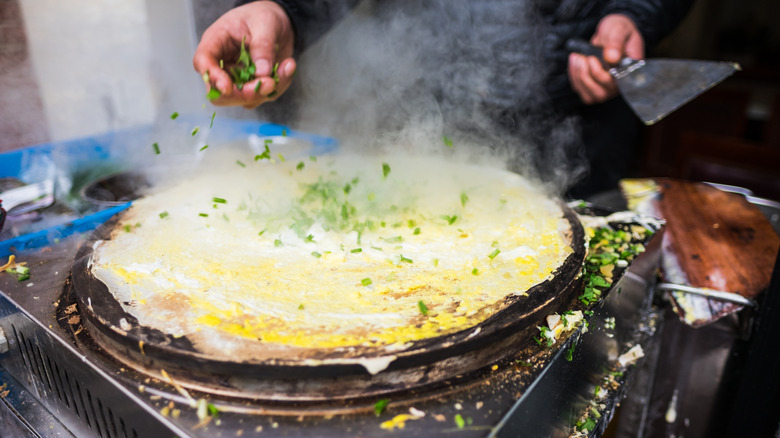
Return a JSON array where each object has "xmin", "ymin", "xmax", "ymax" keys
[{"xmin": 566, "ymin": 39, "xmax": 740, "ymax": 125}]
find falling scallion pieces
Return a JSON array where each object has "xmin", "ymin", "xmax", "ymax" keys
[
  {"xmin": 170, "ymin": 112, "xmax": 179, "ymax": 120},
  {"xmin": 472, "ymin": 267, "xmax": 479, "ymax": 275},
  {"xmin": 418, "ymin": 300, "xmax": 428, "ymax": 315},
  {"xmin": 236, "ymin": 160, "xmax": 246, "ymax": 168},
  {"xmin": 400, "ymin": 255, "xmax": 413, "ymax": 263},
  {"xmin": 159, "ymin": 211, "xmax": 169, "ymax": 219},
  {"xmin": 274, "ymin": 239, "xmax": 283, "ymax": 247},
  {"xmin": 198, "ymin": 213, "xmax": 209, "ymax": 217},
  {"xmin": 461, "ymin": 192, "xmax": 469, "ymax": 207},
  {"xmin": 206, "ymin": 88, "xmax": 221, "ymax": 101},
  {"xmin": 361, "ymin": 278, "xmax": 372, "ymax": 286},
  {"xmin": 152, "ymin": 142, "xmax": 160, "ymax": 155},
  {"xmin": 296, "ymin": 161, "xmax": 305, "ymax": 171},
  {"xmin": 200, "ymin": 145, "xmax": 209, "ymax": 151},
  {"xmin": 382, "ymin": 162, "xmax": 391, "ymax": 179},
  {"xmin": 488, "ymin": 248, "xmax": 501, "ymax": 260},
  {"xmin": 311, "ymin": 251, "xmax": 322, "ymax": 258},
  {"xmin": 454, "ymin": 414, "xmax": 465, "ymax": 429},
  {"xmin": 212, "ymin": 197, "xmax": 227, "ymax": 204},
  {"xmin": 255, "ymin": 144, "xmax": 271, "ymax": 161},
  {"xmin": 443, "ymin": 135, "xmax": 454, "ymax": 148},
  {"xmin": 210, "ymin": 111, "xmax": 216, "ymax": 128},
  {"xmin": 350, "ymin": 248, "xmax": 362, "ymax": 253}
]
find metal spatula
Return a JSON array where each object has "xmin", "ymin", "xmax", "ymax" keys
[{"xmin": 566, "ymin": 39, "xmax": 741, "ymax": 125}]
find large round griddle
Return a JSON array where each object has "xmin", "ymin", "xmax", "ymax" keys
[{"xmin": 71, "ymin": 204, "xmax": 586, "ymax": 401}]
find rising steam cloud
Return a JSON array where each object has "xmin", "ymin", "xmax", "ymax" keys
[{"xmin": 264, "ymin": 0, "xmax": 589, "ymax": 195}]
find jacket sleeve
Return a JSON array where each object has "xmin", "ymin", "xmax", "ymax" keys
[
  {"xmin": 236, "ymin": 0, "xmax": 360, "ymax": 53},
  {"xmin": 602, "ymin": 0, "xmax": 695, "ymax": 49}
]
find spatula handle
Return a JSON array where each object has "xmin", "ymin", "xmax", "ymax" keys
[{"xmin": 565, "ymin": 39, "xmax": 604, "ymax": 59}]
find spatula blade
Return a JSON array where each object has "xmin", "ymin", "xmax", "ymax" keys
[{"xmin": 617, "ymin": 59, "xmax": 740, "ymax": 125}]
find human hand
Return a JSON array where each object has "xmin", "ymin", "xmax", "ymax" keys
[
  {"xmin": 568, "ymin": 14, "xmax": 644, "ymax": 105},
  {"xmin": 193, "ymin": 1, "xmax": 296, "ymax": 109}
]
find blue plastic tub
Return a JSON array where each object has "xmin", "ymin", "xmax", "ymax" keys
[{"xmin": 0, "ymin": 118, "xmax": 337, "ymax": 257}]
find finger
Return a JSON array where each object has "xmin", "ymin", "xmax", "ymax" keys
[
  {"xmin": 569, "ymin": 53, "xmax": 597, "ymax": 104},
  {"xmin": 270, "ymin": 58, "xmax": 297, "ymax": 99},
  {"xmin": 194, "ymin": 29, "xmax": 242, "ymax": 96},
  {"xmin": 247, "ymin": 23, "xmax": 281, "ymax": 77},
  {"xmin": 586, "ymin": 56, "xmax": 615, "ymax": 90},
  {"xmin": 594, "ymin": 16, "xmax": 634, "ymax": 64},
  {"xmin": 624, "ymin": 30, "xmax": 645, "ymax": 60}
]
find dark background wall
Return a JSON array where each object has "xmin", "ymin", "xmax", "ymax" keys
[{"xmin": 641, "ymin": 0, "xmax": 780, "ymax": 200}]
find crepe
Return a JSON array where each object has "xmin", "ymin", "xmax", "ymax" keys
[{"xmin": 88, "ymin": 151, "xmax": 573, "ymax": 360}]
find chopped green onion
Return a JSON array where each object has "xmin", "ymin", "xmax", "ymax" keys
[
  {"xmin": 311, "ymin": 251, "xmax": 322, "ymax": 258},
  {"xmin": 350, "ymin": 248, "xmax": 362, "ymax": 253},
  {"xmin": 374, "ymin": 399, "xmax": 389, "ymax": 416},
  {"xmin": 229, "ymin": 37, "xmax": 256, "ymax": 90},
  {"xmin": 443, "ymin": 135, "xmax": 454, "ymax": 148},
  {"xmin": 200, "ymin": 145, "xmax": 209, "ymax": 151},
  {"xmin": 454, "ymin": 414, "xmax": 465, "ymax": 429},
  {"xmin": 298, "ymin": 303, "xmax": 304, "ymax": 310},
  {"xmin": 382, "ymin": 162, "xmax": 391, "ymax": 179},
  {"xmin": 309, "ymin": 155, "xmax": 317, "ymax": 162},
  {"xmin": 304, "ymin": 234, "xmax": 315, "ymax": 243},
  {"xmin": 206, "ymin": 88, "xmax": 221, "ymax": 100},
  {"xmin": 274, "ymin": 239, "xmax": 282, "ymax": 247},
  {"xmin": 159, "ymin": 211, "xmax": 169, "ymax": 219},
  {"xmin": 198, "ymin": 213, "xmax": 209, "ymax": 217},
  {"xmin": 170, "ymin": 112, "xmax": 179, "ymax": 120},
  {"xmin": 152, "ymin": 142, "xmax": 160, "ymax": 155},
  {"xmin": 277, "ymin": 153, "xmax": 285, "ymax": 162},
  {"xmin": 236, "ymin": 160, "xmax": 246, "ymax": 167},
  {"xmin": 210, "ymin": 111, "xmax": 216, "ymax": 128},
  {"xmin": 361, "ymin": 278, "xmax": 372, "ymax": 286},
  {"xmin": 488, "ymin": 248, "xmax": 500, "ymax": 260},
  {"xmin": 254, "ymin": 79, "xmax": 262, "ymax": 93},
  {"xmin": 212, "ymin": 197, "xmax": 227, "ymax": 204},
  {"xmin": 207, "ymin": 403, "xmax": 219, "ymax": 418},
  {"xmin": 413, "ymin": 227, "xmax": 421, "ymax": 235},
  {"xmin": 418, "ymin": 300, "xmax": 428, "ymax": 315},
  {"xmin": 296, "ymin": 161, "xmax": 305, "ymax": 171},
  {"xmin": 400, "ymin": 255, "xmax": 413, "ymax": 263},
  {"xmin": 282, "ymin": 129, "xmax": 287, "ymax": 137},
  {"xmin": 433, "ymin": 258, "xmax": 439, "ymax": 267},
  {"xmin": 472, "ymin": 267, "xmax": 479, "ymax": 275},
  {"xmin": 255, "ymin": 144, "xmax": 271, "ymax": 161},
  {"xmin": 460, "ymin": 192, "xmax": 469, "ymax": 207},
  {"xmin": 383, "ymin": 236, "xmax": 403, "ymax": 243},
  {"xmin": 442, "ymin": 215, "xmax": 458, "ymax": 225},
  {"xmin": 258, "ymin": 229, "xmax": 266, "ymax": 236}
]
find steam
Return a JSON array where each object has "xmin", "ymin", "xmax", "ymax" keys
[{"xmin": 265, "ymin": 0, "xmax": 588, "ymax": 195}]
